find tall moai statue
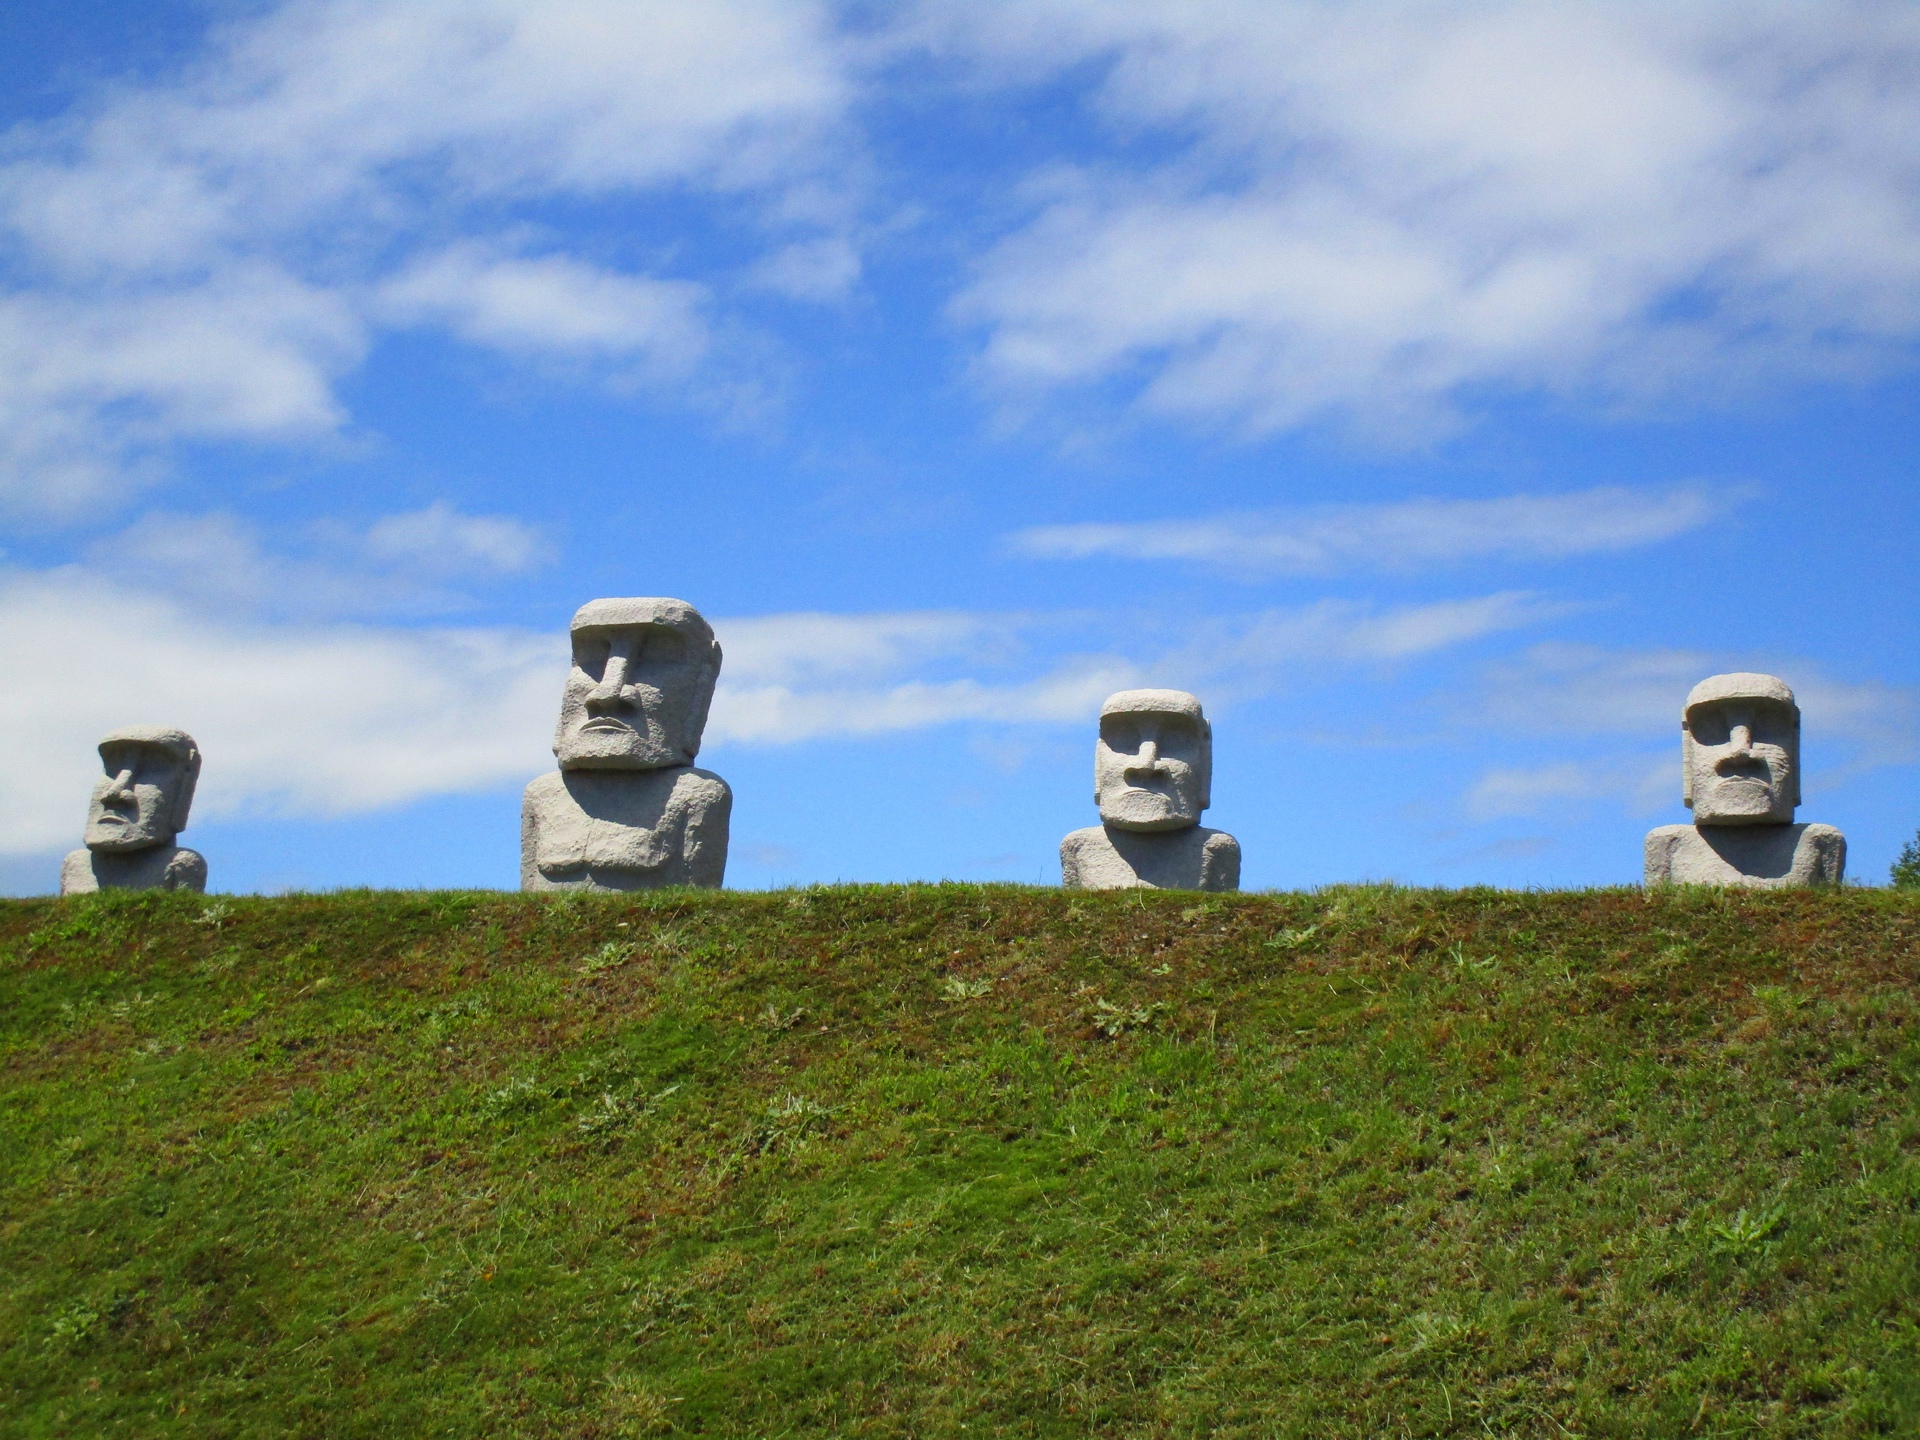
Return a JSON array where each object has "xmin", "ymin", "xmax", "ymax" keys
[
  {"xmin": 61, "ymin": 727, "xmax": 208, "ymax": 894},
  {"xmin": 1644, "ymin": 673, "xmax": 1845, "ymax": 888},
  {"xmin": 1060, "ymin": 689, "xmax": 1241, "ymax": 892},
  {"xmin": 521, "ymin": 598, "xmax": 731, "ymax": 891}
]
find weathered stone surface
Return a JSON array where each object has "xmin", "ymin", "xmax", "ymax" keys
[
  {"xmin": 523, "ymin": 598, "xmax": 730, "ymax": 891},
  {"xmin": 1682, "ymin": 671, "xmax": 1800, "ymax": 825},
  {"xmin": 1063, "ymin": 688, "xmax": 1240, "ymax": 891},
  {"xmin": 1061, "ymin": 823, "xmax": 1241, "ymax": 892},
  {"xmin": 1645, "ymin": 672, "xmax": 1845, "ymax": 887},
  {"xmin": 1644, "ymin": 823, "xmax": 1845, "ymax": 889},
  {"xmin": 553, "ymin": 597, "xmax": 721, "ymax": 771},
  {"xmin": 61, "ymin": 845, "xmax": 208, "ymax": 895},
  {"xmin": 61, "ymin": 725, "xmax": 206, "ymax": 895}
]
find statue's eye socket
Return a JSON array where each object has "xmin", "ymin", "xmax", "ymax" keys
[
  {"xmin": 1102, "ymin": 722, "xmax": 1139, "ymax": 752},
  {"xmin": 1689, "ymin": 711, "xmax": 1730, "ymax": 745}
]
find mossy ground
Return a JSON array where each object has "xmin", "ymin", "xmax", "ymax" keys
[{"xmin": 3, "ymin": 884, "xmax": 1919, "ymax": 1437}]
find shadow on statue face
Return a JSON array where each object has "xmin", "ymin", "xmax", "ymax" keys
[
  {"xmin": 1096, "ymin": 710, "xmax": 1207, "ymax": 833},
  {"xmin": 556, "ymin": 621, "xmax": 711, "ymax": 770},
  {"xmin": 1685, "ymin": 697, "xmax": 1798, "ymax": 824},
  {"xmin": 84, "ymin": 742, "xmax": 186, "ymax": 852}
]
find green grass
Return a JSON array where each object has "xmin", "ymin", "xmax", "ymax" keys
[{"xmin": 3, "ymin": 884, "xmax": 1920, "ymax": 1437}]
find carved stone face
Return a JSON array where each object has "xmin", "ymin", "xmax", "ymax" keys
[
  {"xmin": 83, "ymin": 728, "xmax": 199, "ymax": 852},
  {"xmin": 553, "ymin": 598, "xmax": 722, "ymax": 771},
  {"xmin": 1683, "ymin": 673, "xmax": 1799, "ymax": 825},
  {"xmin": 1095, "ymin": 689, "xmax": 1211, "ymax": 833}
]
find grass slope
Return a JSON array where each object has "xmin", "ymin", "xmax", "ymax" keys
[{"xmin": 3, "ymin": 885, "xmax": 1920, "ymax": 1438}]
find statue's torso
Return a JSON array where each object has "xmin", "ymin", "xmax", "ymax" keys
[
  {"xmin": 1060, "ymin": 824, "xmax": 1241, "ymax": 892},
  {"xmin": 60, "ymin": 844, "xmax": 207, "ymax": 895},
  {"xmin": 1644, "ymin": 822, "xmax": 1845, "ymax": 889},
  {"xmin": 522, "ymin": 766, "xmax": 730, "ymax": 891}
]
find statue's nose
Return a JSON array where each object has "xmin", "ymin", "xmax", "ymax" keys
[
  {"xmin": 585, "ymin": 651, "xmax": 632, "ymax": 712},
  {"xmin": 1125, "ymin": 740, "xmax": 1164, "ymax": 776}
]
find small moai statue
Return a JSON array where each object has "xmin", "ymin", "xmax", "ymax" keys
[
  {"xmin": 1060, "ymin": 688, "xmax": 1240, "ymax": 892},
  {"xmin": 60, "ymin": 727, "xmax": 207, "ymax": 894},
  {"xmin": 521, "ymin": 598, "xmax": 731, "ymax": 891},
  {"xmin": 1644, "ymin": 672, "xmax": 1845, "ymax": 888}
]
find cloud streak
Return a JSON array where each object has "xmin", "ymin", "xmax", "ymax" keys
[
  {"xmin": 1008, "ymin": 486, "xmax": 1723, "ymax": 575},
  {"xmin": 936, "ymin": 1, "xmax": 1920, "ymax": 439},
  {"xmin": 0, "ymin": 0, "xmax": 857, "ymax": 514}
]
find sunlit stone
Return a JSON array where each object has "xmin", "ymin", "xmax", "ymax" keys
[
  {"xmin": 522, "ymin": 598, "xmax": 731, "ymax": 891},
  {"xmin": 60, "ymin": 726, "xmax": 207, "ymax": 894},
  {"xmin": 1644, "ymin": 673, "xmax": 1844, "ymax": 888},
  {"xmin": 1060, "ymin": 689, "xmax": 1240, "ymax": 892}
]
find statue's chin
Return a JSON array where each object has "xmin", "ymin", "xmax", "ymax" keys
[
  {"xmin": 85, "ymin": 826, "xmax": 165, "ymax": 853},
  {"xmin": 1694, "ymin": 784, "xmax": 1790, "ymax": 826},
  {"xmin": 1100, "ymin": 793, "xmax": 1198, "ymax": 833},
  {"xmin": 557, "ymin": 734, "xmax": 681, "ymax": 770}
]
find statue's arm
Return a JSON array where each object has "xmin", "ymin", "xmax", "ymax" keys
[
  {"xmin": 58, "ymin": 850, "xmax": 95, "ymax": 896},
  {"xmin": 1059, "ymin": 832, "xmax": 1086, "ymax": 889},
  {"xmin": 681, "ymin": 773, "xmax": 732, "ymax": 889},
  {"xmin": 520, "ymin": 779, "xmax": 544, "ymax": 891},
  {"xmin": 1200, "ymin": 832, "xmax": 1242, "ymax": 893},
  {"xmin": 1644, "ymin": 827, "xmax": 1682, "ymax": 886},
  {"xmin": 164, "ymin": 848, "xmax": 208, "ymax": 893},
  {"xmin": 1804, "ymin": 824, "xmax": 1847, "ymax": 885}
]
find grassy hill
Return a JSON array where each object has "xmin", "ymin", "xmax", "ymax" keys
[{"xmin": 3, "ymin": 884, "xmax": 1919, "ymax": 1438}]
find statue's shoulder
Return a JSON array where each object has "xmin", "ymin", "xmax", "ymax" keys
[
  {"xmin": 676, "ymin": 767, "xmax": 732, "ymax": 802},
  {"xmin": 524, "ymin": 770, "xmax": 568, "ymax": 804},
  {"xmin": 1799, "ymin": 823, "xmax": 1845, "ymax": 842},
  {"xmin": 1059, "ymin": 826, "xmax": 1108, "ymax": 855},
  {"xmin": 1197, "ymin": 827, "xmax": 1241, "ymax": 854}
]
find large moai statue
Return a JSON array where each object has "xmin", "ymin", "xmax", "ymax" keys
[
  {"xmin": 521, "ymin": 598, "xmax": 731, "ymax": 891},
  {"xmin": 1644, "ymin": 672, "xmax": 1845, "ymax": 888},
  {"xmin": 1060, "ymin": 689, "xmax": 1240, "ymax": 892},
  {"xmin": 60, "ymin": 727, "xmax": 208, "ymax": 894}
]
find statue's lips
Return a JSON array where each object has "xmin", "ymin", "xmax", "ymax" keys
[{"xmin": 580, "ymin": 719, "xmax": 636, "ymax": 734}]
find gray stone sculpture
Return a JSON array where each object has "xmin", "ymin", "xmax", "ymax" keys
[
  {"xmin": 521, "ymin": 597, "xmax": 731, "ymax": 891},
  {"xmin": 1644, "ymin": 672, "xmax": 1845, "ymax": 888},
  {"xmin": 60, "ymin": 726, "xmax": 207, "ymax": 894},
  {"xmin": 1060, "ymin": 689, "xmax": 1240, "ymax": 892}
]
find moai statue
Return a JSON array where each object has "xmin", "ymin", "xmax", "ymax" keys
[
  {"xmin": 1060, "ymin": 689, "xmax": 1241, "ymax": 892},
  {"xmin": 521, "ymin": 598, "xmax": 731, "ymax": 891},
  {"xmin": 60, "ymin": 727, "xmax": 207, "ymax": 894},
  {"xmin": 1644, "ymin": 673, "xmax": 1845, "ymax": 888}
]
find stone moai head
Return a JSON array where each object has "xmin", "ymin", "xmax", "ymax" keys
[
  {"xmin": 1094, "ymin": 689, "xmax": 1212, "ymax": 833},
  {"xmin": 1682, "ymin": 672, "xmax": 1800, "ymax": 825},
  {"xmin": 83, "ymin": 726, "xmax": 200, "ymax": 853},
  {"xmin": 553, "ymin": 598, "xmax": 722, "ymax": 771}
]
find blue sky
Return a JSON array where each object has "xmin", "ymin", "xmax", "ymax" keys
[{"xmin": 1, "ymin": 0, "xmax": 1915, "ymax": 894}]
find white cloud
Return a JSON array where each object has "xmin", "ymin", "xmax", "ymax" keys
[
  {"xmin": 933, "ymin": 1, "xmax": 1920, "ymax": 438},
  {"xmin": 360, "ymin": 502, "xmax": 551, "ymax": 577},
  {"xmin": 0, "ymin": 0, "xmax": 857, "ymax": 513},
  {"xmin": 1462, "ymin": 642, "xmax": 1918, "ymax": 808},
  {"xmin": 0, "ymin": 547, "xmax": 1568, "ymax": 859},
  {"xmin": 1464, "ymin": 757, "xmax": 1671, "ymax": 821},
  {"xmin": 378, "ymin": 246, "xmax": 711, "ymax": 372},
  {"xmin": 0, "ymin": 567, "xmax": 564, "ymax": 855},
  {"xmin": 90, "ymin": 505, "xmax": 552, "ymax": 618},
  {"xmin": 1008, "ymin": 486, "xmax": 1723, "ymax": 575},
  {"xmin": 706, "ymin": 592, "xmax": 1560, "ymax": 746}
]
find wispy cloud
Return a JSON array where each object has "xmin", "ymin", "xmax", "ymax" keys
[
  {"xmin": 0, "ymin": 545, "xmax": 1563, "ymax": 858},
  {"xmin": 1008, "ymin": 486, "xmax": 1723, "ymax": 575},
  {"xmin": 87, "ymin": 506, "xmax": 553, "ymax": 619},
  {"xmin": 935, "ymin": 2, "xmax": 1920, "ymax": 439},
  {"xmin": 1464, "ymin": 757, "xmax": 1671, "ymax": 822},
  {"xmin": 0, "ymin": 568, "xmax": 566, "ymax": 855},
  {"xmin": 1458, "ymin": 642, "xmax": 1918, "ymax": 820},
  {"xmin": 0, "ymin": 0, "xmax": 858, "ymax": 514}
]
